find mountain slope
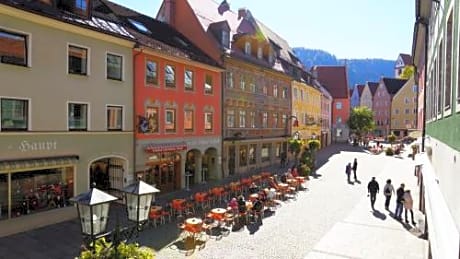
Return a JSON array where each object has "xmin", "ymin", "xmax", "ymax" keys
[{"xmin": 293, "ymin": 47, "xmax": 395, "ymax": 88}]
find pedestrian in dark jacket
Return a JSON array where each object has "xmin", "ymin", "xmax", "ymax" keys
[
  {"xmin": 345, "ymin": 163, "xmax": 351, "ymax": 182},
  {"xmin": 367, "ymin": 177, "xmax": 380, "ymax": 210},
  {"xmin": 352, "ymin": 158, "xmax": 358, "ymax": 181},
  {"xmin": 395, "ymin": 183, "xmax": 405, "ymax": 220}
]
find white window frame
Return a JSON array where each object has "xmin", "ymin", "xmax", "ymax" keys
[
  {"xmin": 67, "ymin": 101, "xmax": 90, "ymax": 131},
  {"xmin": 257, "ymin": 47, "xmax": 263, "ymax": 59},
  {"xmin": 239, "ymin": 110, "xmax": 246, "ymax": 128},
  {"xmin": 105, "ymin": 104, "xmax": 124, "ymax": 131},
  {"xmin": 244, "ymin": 41, "xmax": 251, "ymax": 55},
  {"xmin": 184, "ymin": 68, "xmax": 194, "ymax": 91},
  {"xmin": 67, "ymin": 43, "xmax": 91, "ymax": 76},
  {"xmin": 164, "ymin": 108, "xmax": 176, "ymax": 132},
  {"xmin": 0, "ymin": 96, "xmax": 31, "ymax": 132},
  {"xmin": 145, "ymin": 58, "xmax": 159, "ymax": 86},
  {"xmin": 184, "ymin": 109, "xmax": 194, "ymax": 132},
  {"xmin": 204, "ymin": 112, "xmax": 213, "ymax": 131},
  {"xmin": 336, "ymin": 101, "xmax": 342, "ymax": 110},
  {"xmin": 227, "ymin": 110, "xmax": 235, "ymax": 128},
  {"xmin": 105, "ymin": 51, "xmax": 124, "ymax": 81},
  {"xmin": 205, "ymin": 74, "xmax": 213, "ymax": 95},
  {"xmin": 0, "ymin": 26, "xmax": 32, "ymax": 67}
]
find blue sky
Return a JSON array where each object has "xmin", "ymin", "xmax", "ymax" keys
[{"xmin": 111, "ymin": 0, "xmax": 415, "ymax": 60}]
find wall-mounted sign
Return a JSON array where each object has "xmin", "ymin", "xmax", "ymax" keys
[{"xmin": 19, "ymin": 140, "xmax": 57, "ymax": 152}]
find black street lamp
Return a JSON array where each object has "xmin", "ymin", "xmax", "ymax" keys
[
  {"xmin": 70, "ymin": 187, "xmax": 118, "ymax": 247},
  {"xmin": 122, "ymin": 179, "xmax": 160, "ymax": 230},
  {"xmin": 70, "ymin": 180, "xmax": 160, "ymax": 250}
]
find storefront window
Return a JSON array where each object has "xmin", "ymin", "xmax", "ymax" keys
[
  {"xmin": 261, "ymin": 144, "xmax": 270, "ymax": 162},
  {"xmin": 0, "ymin": 174, "xmax": 7, "ymax": 220},
  {"xmin": 10, "ymin": 167, "xmax": 74, "ymax": 218},
  {"xmin": 249, "ymin": 144, "xmax": 256, "ymax": 165},
  {"xmin": 240, "ymin": 146, "xmax": 248, "ymax": 167},
  {"xmin": 275, "ymin": 143, "xmax": 281, "ymax": 158}
]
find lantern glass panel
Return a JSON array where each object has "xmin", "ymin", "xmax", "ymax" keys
[
  {"xmin": 78, "ymin": 203, "xmax": 110, "ymax": 235},
  {"xmin": 126, "ymin": 193, "xmax": 153, "ymax": 223},
  {"xmin": 138, "ymin": 194, "xmax": 153, "ymax": 222},
  {"xmin": 126, "ymin": 193, "xmax": 138, "ymax": 222}
]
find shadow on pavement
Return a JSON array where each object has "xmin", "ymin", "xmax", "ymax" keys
[
  {"xmin": 315, "ymin": 143, "xmax": 368, "ymax": 171},
  {"xmin": 372, "ymin": 209, "xmax": 387, "ymax": 220}
]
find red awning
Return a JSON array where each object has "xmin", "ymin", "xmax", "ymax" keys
[{"xmin": 145, "ymin": 142, "xmax": 187, "ymax": 153}]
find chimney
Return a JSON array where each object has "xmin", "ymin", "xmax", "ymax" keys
[
  {"xmin": 218, "ymin": 0, "xmax": 230, "ymax": 15},
  {"xmin": 162, "ymin": 0, "xmax": 176, "ymax": 26},
  {"xmin": 238, "ymin": 8, "xmax": 247, "ymax": 20}
]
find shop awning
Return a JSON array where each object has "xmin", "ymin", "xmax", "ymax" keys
[
  {"xmin": 145, "ymin": 142, "xmax": 187, "ymax": 153},
  {"xmin": 0, "ymin": 155, "xmax": 79, "ymax": 172}
]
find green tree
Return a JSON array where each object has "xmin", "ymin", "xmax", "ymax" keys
[
  {"xmin": 347, "ymin": 106, "xmax": 375, "ymax": 139},
  {"xmin": 399, "ymin": 65, "xmax": 415, "ymax": 79},
  {"xmin": 388, "ymin": 133, "xmax": 396, "ymax": 148}
]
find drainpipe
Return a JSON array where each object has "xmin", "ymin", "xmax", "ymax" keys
[
  {"xmin": 132, "ymin": 44, "xmax": 143, "ymax": 184},
  {"xmin": 416, "ymin": 17, "xmax": 429, "ymax": 152}
]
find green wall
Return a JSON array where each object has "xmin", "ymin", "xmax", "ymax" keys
[{"xmin": 426, "ymin": 113, "xmax": 460, "ymax": 151}]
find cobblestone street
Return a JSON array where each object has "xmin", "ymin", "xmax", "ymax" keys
[{"xmin": 156, "ymin": 144, "xmax": 428, "ymax": 259}]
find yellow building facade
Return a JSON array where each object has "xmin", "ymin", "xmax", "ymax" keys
[
  {"xmin": 390, "ymin": 76, "xmax": 417, "ymax": 137},
  {"xmin": 292, "ymin": 80, "xmax": 322, "ymax": 141}
]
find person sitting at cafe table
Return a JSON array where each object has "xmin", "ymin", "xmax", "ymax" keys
[
  {"xmin": 250, "ymin": 197, "xmax": 264, "ymax": 223},
  {"xmin": 227, "ymin": 197, "xmax": 238, "ymax": 213},
  {"xmin": 268, "ymin": 177, "xmax": 280, "ymax": 190},
  {"xmin": 237, "ymin": 196, "xmax": 247, "ymax": 213},
  {"xmin": 248, "ymin": 182, "xmax": 259, "ymax": 194},
  {"xmin": 280, "ymin": 172, "xmax": 288, "ymax": 183}
]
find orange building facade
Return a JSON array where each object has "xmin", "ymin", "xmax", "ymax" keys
[{"xmin": 133, "ymin": 49, "xmax": 222, "ymax": 193}]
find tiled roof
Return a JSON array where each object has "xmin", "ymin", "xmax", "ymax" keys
[
  {"xmin": 255, "ymin": 20, "xmax": 303, "ymax": 68},
  {"xmin": 0, "ymin": 0, "xmax": 134, "ymax": 40},
  {"xmin": 382, "ymin": 77, "xmax": 407, "ymax": 95},
  {"xmin": 357, "ymin": 84, "xmax": 365, "ymax": 96},
  {"xmin": 366, "ymin": 81, "xmax": 379, "ymax": 96},
  {"xmin": 399, "ymin": 53, "xmax": 412, "ymax": 65},
  {"xmin": 311, "ymin": 66, "xmax": 349, "ymax": 99},
  {"xmin": 102, "ymin": 0, "xmax": 220, "ymax": 67},
  {"xmin": 187, "ymin": 0, "xmax": 301, "ymax": 71}
]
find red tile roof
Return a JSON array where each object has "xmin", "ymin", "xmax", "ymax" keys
[{"xmin": 311, "ymin": 66, "xmax": 349, "ymax": 99}]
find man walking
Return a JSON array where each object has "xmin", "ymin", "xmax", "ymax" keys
[
  {"xmin": 395, "ymin": 183, "xmax": 405, "ymax": 220},
  {"xmin": 345, "ymin": 163, "xmax": 351, "ymax": 182},
  {"xmin": 367, "ymin": 177, "xmax": 379, "ymax": 210},
  {"xmin": 383, "ymin": 179, "xmax": 395, "ymax": 210},
  {"xmin": 352, "ymin": 158, "xmax": 358, "ymax": 181}
]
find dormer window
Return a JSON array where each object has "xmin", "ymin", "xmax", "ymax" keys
[
  {"xmin": 257, "ymin": 47, "xmax": 262, "ymax": 59},
  {"xmin": 244, "ymin": 41, "xmax": 251, "ymax": 55},
  {"xmin": 221, "ymin": 30, "xmax": 230, "ymax": 48},
  {"xmin": 268, "ymin": 50, "xmax": 273, "ymax": 63},
  {"xmin": 58, "ymin": 0, "xmax": 90, "ymax": 18}
]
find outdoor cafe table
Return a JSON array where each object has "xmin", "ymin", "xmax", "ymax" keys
[
  {"xmin": 182, "ymin": 217, "xmax": 203, "ymax": 243},
  {"xmin": 210, "ymin": 208, "xmax": 227, "ymax": 221}
]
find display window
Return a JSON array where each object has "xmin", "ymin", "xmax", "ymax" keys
[{"xmin": 0, "ymin": 167, "xmax": 74, "ymax": 219}]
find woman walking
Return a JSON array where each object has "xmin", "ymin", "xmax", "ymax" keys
[
  {"xmin": 383, "ymin": 179, "xmax": 395, "ymax": 210},
  {"xmin": 403, "ymin": 190, "xmax": 416, "ymax": 225}
]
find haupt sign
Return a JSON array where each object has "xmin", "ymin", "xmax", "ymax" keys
[{"xmin": 19, "ymin": 140, "xmax": 57, "ymax": 152}]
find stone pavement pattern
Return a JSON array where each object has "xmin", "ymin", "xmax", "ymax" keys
[
  {"xmin": 0, "ymin": 144, "xmax": 427, "ymax": 259},
  {"xmin": 156, "ymin": 144, "xmax": 427, "ymax": 259}
]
